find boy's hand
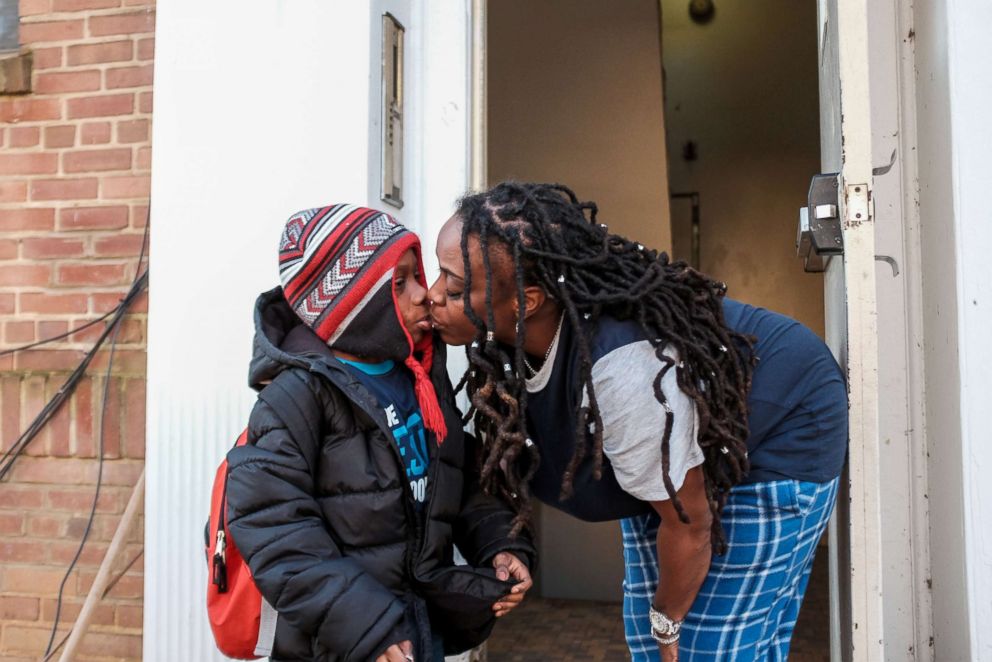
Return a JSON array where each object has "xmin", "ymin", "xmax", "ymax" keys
[
  {"xmin": 375, "ymin": 639, "xmax": 414, "ymax": 662},
  {"xmin": 492, "ymin": 552, "xmax": 532, "ymax": 617}
]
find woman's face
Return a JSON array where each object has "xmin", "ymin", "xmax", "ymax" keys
[{"xmin": 428, "ymin": 215, "xmax": 519, "ymax": 346}]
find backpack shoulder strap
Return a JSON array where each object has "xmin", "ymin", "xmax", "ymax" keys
[{"xmin": 257, "ymin": 369, "xmax": 321, "ymax": 451}]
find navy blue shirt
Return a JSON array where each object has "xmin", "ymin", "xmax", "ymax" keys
[
  {"xmin": 722, "ymin": 299, "xmax": 848, "ymax": 483},
  {"xmin": 524, "ymin": 298, "xmax": 848, "ymax": 522},
  {"xmin": 339, "ymin": 359, "xmax": 432, "ymax": 507}
]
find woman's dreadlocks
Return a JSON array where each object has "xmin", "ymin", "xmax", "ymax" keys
[{"xmin": 455, "ymin": 182, "xmax": 755, "ymax": 553}]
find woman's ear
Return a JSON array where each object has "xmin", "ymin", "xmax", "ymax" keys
[{"xmin": 518, "ymin": 285, "xmax": 547, "ymax": 321}]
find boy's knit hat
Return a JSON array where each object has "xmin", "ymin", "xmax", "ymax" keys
[{"xmin": 278, "ymin": 204, "xmax": 446, "ymax": 442}]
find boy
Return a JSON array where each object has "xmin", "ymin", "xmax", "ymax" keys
[{"xmin": 226, "ymin": 204, "xmax": 535, "ymax": 662}]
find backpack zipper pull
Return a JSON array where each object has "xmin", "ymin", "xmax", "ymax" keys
[{"xmin": 212, "ymin": 530, "xmax": 228, "ymax": 593}]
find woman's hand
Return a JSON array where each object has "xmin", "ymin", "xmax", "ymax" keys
[
  {"xmin": 659, "ymin": 641, "xmax": 679, "ymax": 662},
  {"xmin": 492, "ymin": 552, "xmax": 533, "ymax": 617},
  {"xmin": 375, "ymin": 639, "xmax": 413, "ymax": 662}
]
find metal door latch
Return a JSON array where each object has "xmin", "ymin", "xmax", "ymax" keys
[{"xmin": 797, "ymin": 173, "xmax": 843, "ymax": 272}]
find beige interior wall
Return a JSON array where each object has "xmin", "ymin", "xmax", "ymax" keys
[
  {"xmin": 488, "ymin": 0, "xmax": 672, "ymax": 251},
  {"xmin": 662, "ymin": 0, "xmax": 824, "ymax": 334},
  {"xmin": 488, "ymin": 0, "xmax": 670, "ymax": 603}
]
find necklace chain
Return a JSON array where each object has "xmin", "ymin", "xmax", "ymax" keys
[{"xmin": 523, "ymin": 314, "xmax": 564, "ymax": 378}]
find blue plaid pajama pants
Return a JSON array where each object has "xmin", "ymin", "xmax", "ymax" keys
[{"xmin": 621, "ymin": 477, "xmax": 839, "ymax": 661}]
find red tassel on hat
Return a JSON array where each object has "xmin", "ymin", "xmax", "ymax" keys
[{"xmin": 404, "ymin": 356, "xmax": 448, "ymax": 443}]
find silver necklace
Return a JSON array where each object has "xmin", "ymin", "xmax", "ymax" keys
[{"xmin": 523, "ymin": 314, "xmax": 564, "ymax": 377}]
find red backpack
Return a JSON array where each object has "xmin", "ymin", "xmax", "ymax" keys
[{"xmin": 205, "ymin": 376, "xmax": 318, "ymax": 659}]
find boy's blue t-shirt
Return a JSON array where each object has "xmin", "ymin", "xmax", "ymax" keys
[{"xmin": 339, "ymin": 358, "xmax": 431, "ymax": 507}]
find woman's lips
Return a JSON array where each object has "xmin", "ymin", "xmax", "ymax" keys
[{"xmin": 416, "ymin": 318, "xmax": 433, "ymax": 332}]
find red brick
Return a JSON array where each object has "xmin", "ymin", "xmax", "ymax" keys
[
  {"xmin": 138, "ymin": 90, "xmax": 152, "ymax": 113},
  {"xmin": 30, "ymin": 177, "xmax": 99, "ymax": 201},
  {"xmin": 21, "ymin": 237, "xmax": 86, "ymax": 259},
  {"xmin": 0, "ymin": 98, "xmax": 61, "ymax": 123},
  {"xmin": 135, "ymin": 145, "xmax": 151, "ymax": 170},
  {"xmin": 53, "ymin": 0, "xmax": 121, "ymax": 10},
  {"xmin": 93, "ymin": 291, "xmax": 147, "ymax": 313},
  {"xmin": 0, "ymin": 487, "xmax": 45, "ymax": 510},
  {"xmin": 99, "ymin": 378, "xmax": 122, "ymax": 458},
  {"xmin": 19, "ymin": 0, "xmax": 51, "ymax": 16},
  {"xmin": 0, "ymin": 181, "xmax": 28, "ymax": 202},
  {"xmin": 43, "ymin": 124, "xmax": 76, "ymax": 148},
  {"xmin": 102, "ymin": 175, "xmax": 148, "ymax": 199},
  {"xmin": 69, "ymin": 318, "xmax": 106, "ymax": 344},
  {"xmin": 136, "ymin": 36, "xmax": 154, "ymax": 60},
  {"xmin": 90, "ymin": 348, "xmax": 145, "ymax": 375},
  {"xmin": 19, "ymin": 19, "xmax": 84, "ymax": 43},
  {"xmin": 123, "ymin": 378, "xmax": 145, "ymax": 458},
  {"xmin": 0, "ymin": 208, "xmax": 55, "ymax": 231},
  {"xmin": 59, "ymin": 205, "xmax": 129, "ymax": 231},
  {"xmin": 66, "ymin": 39, "xmax": 132, "ymax": 65},
  {"xmin": 117, "ymin": 118, "xmax": 148, "ymax": 143},
  {"xmin": 50, "ymin": 539, "xmax": 109, "ymax": 566},
  {"xmin": 106, "ymin": 63, "xmax": 153, "ymax": 89},
  {"xmin": 1, "ymin": 377, "xmax": 23, "ymax": 449},
  {"xmin": 15, "ymin": 348, "xmax": 87, "ymax": 371},
  {"xmin": 4, "ymin": 321, "xmax": 35, "ymax": 344},
  {"xmin": 89, "ymin": 10, "xmax": 154, "ymax": 37},
  {"xmin": 40, "ymin": 597, "xmax": 115, "ymax": 626},
  {"xmin": 56, "ymin": 262, "xmax": 128, "ymax": 286},
  {"xmin": 0, "ymin": 513, "xmax": 25, "ymax": 536},
  {"xmin": 79, "ymin": 121, "xmax": 111, "ymax": 145},
  {"xmin": 35, "ymin": 69, "xmax": 102, "ymax": 94},
  {"xmin": 44, "ymin": 378, "xmax": 72, "ymax": 456},
  {"xmin": 64, "ymin": 147, "xmax": 131, "ymax": 172},
  {"xmin": 0, "ymin": 238, "xmax": 18, "ymax": 259},
  {"xmin": 19, "ymin": 292, "xmax": 88, "ymax": 314},
  {"xmin": 32, "ymin": 46, "xmax": 63, "ymax": 69},
  {"xmin": 73, "ymin": 378, "xmax": 94, "ymax": 455},
  {"xmin": 130, "ymin": 203, "xmax": 148, "ymax": 228},
  {"xmin": 0, "ymin": 540, "xmax": 49, "ymax": 563},
  {"xmin": 93, "ymin": 232, "xmax": 144, "ymax": 257},
  {"xmin": 8, "ymin": 457, "xmax": 94, "ymax": 485},
  {"xmin": 0, "ymin": 153, "xmax": 58, "ymax": 176},
  {"xmin": 116, "ymin": 603, "xmax": 142, "ymax": 628},
  {"xmin": 48, "ymin": 486, "xmax": 120, "ymax": 513},
  {"xmin": 66, "ymin": 93, "xmax": 134, "ymax": 119},
  {"xmin": 0, "ymin": 264, "xmax": 51, "ymax": 287},
  {"xmin": 8, "ymin": 127, "xmax": 40, "ymax": 148},
  {"xmin": 28, "ymin": 515, "xmax": 66, "ymax": 537},
  {"xmin": 79, "ymin": 569, "xmax": 142, "ymax": 599},
  {"xmin": 1, "ymin": 565, "xmax": 70, "ymax": 594},
  {"xmin": 38, "ymin": 320, "xmax": 69, "ymax": 338},
  {"xmin": 0, "ymin": 596, "xmax": 38, "ymax": 621},
  {"xmin": 77, "ymin": 630, "xmax": 143, "ymax": 658},
  {"xmin": 0, "ymin": 513, "xmax": 24, "ymax": 537},
  {"xmin": 0, "ymin": 293, "xmax": 14, "ymax": 314}
]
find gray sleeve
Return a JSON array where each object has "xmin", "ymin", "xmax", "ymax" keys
[{"xmin": 583, "ymin": 341, "xmax": 703, "ymax": 502}]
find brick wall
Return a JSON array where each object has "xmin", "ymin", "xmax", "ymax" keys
[{"xmin": 0, "ymin": 0, "xmax": 152, "ymax": 659}]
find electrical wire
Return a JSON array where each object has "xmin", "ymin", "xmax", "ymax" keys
[{"xmin": 0, "ymin": 215, "xmax": 150, "ymax": 656}]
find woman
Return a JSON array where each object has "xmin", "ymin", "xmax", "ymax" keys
[{"xmin": 427, "ymin": 182, "xmax": 847, "ymax": 661}]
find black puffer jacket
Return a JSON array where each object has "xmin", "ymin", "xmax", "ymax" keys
[{"xmin": 226, "ymin": 289, "xmax": 535, "ymax": 661}]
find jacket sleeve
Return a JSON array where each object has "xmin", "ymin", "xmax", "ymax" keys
[
  {"xmin": 226, "ymin": 385, "xmax": 410, "ymax": 661},
  {"xmin": 452, "ymin": 432, "xmax": 537, "ymax": 571}
]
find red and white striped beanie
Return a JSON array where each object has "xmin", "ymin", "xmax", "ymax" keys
[{"xmin": 278, "ymin": 204, "xmax": 447, "ymax": 442}]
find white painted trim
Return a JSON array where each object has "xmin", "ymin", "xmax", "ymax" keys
[{"xmin": 836, "ymin": 0, "xmax": 884, "ymax": 653}]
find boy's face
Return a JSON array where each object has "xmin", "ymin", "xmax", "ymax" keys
[{"xmin": 394, "ymin": 248, "xmax": 432, "ymax": 345}]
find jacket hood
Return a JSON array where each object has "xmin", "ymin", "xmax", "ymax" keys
[
  {"xmin": 249, "ymin": 287, "xmax": 334, "ymax": 389},
  {"xmin": 249, "ymin": 286, "xmax": 454, "ymax": 397}
]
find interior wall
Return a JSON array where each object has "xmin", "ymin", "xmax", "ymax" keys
[
  {"xmin": 488, "ymin": 0, "xmax": 670, "ymax": 602},
  {"xmin": 488, "ymin": 0, "xmax": 672, "ymax": 251},
  {"xmin": 661, "ymin": 0, "xmax": 824, "ymax": 334}
]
